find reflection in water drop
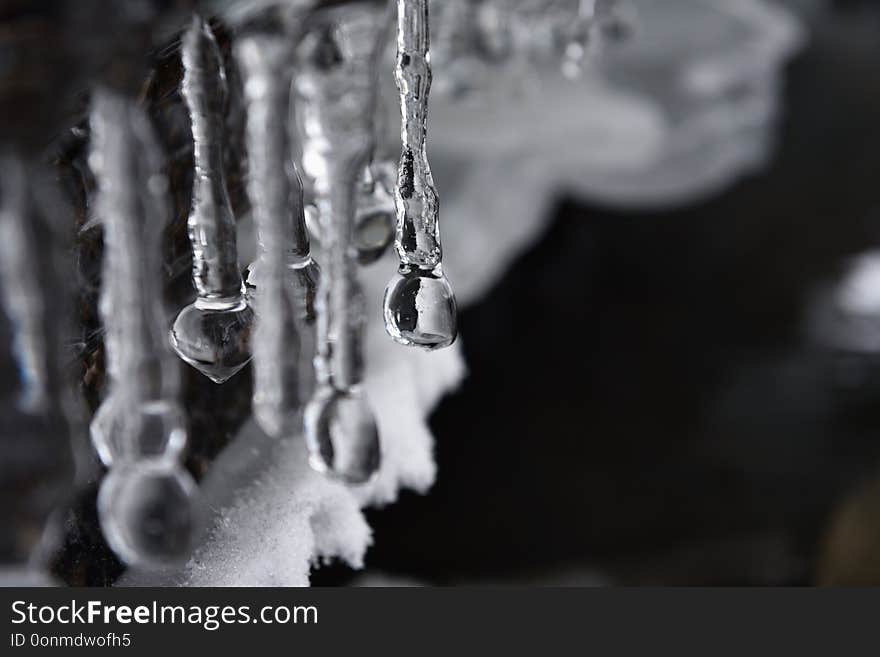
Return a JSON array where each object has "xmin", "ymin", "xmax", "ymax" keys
[
  {"xmin": 170, "ymin": 295, "xmax": 254, "ymax": 384},
  {"xmin": 384, "ymin": 265, "xmax": 457, "ymax": 349}
]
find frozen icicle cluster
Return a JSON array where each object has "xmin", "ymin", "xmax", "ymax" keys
[
  {"xmin": 171, "ymin": 16, "xmax": 255, "ymax": 385},
  {"xmin": 89, "ymin": 90, "xmax": 198, "ymax": 568}
]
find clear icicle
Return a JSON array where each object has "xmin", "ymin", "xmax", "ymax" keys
[
  {"xmin": 0, "ymin": 152, "xmax": 77, "ymax": 574},
  {"xmin": 170, "ymin": 15, "xmax": 254, "ymax": 384},
  {"xmin": 384, "ymin": 0, "xmax": 458, "ymax": 351},
  {"xmin": 561, "ymin": 0, "xmax": 598, "ymax": 78},
  {"xmin": 89, "ymin": 90, "xmax": 185, "ymax": 466},
  {"xmin": 89, "ymin": 89, "xmax": 196, "ymax": 568},
  {"xmin": 236, "ymin": 33, "xmax": 319, "ymax": 439},
  {"xmin": 296, "ymin": 5, "xmax": 388, "ymax": 484},
  {"xmin": 0, "ymin": 155, "xmax": 50, "ymax": 413}
]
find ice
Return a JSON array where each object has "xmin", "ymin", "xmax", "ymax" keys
[
  {"xmin": 89, "ymin": 90, "xmax": 199, "ymax": 568},
  {"xmin": 384, "ymin": 0, "xmax": 459, "ymax": 351},
  {"xmin": 415, "ymin": 0, "xmax": 804, "ymax": 210},
  {"xmin": 0, "ymin": 156, "xmax": 50, "ymax": 413},
  {"xmin": 119, "ymin": 244, "xmax": 465, "ymax": 585},
  {"xmin": 120, "ymin": 0, "xmax": 804, "ymax": 585}
]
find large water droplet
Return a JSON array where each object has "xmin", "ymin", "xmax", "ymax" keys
[
  {"xmin": 383, "ymin": 266, "xmax": 457, "ymax": 349},
  {"xmin": 98, "ymin": 463, "xmax": 197, "ymax": 567},
  {"xmin": 304, "ymin": 386, "xmax": 380, "ymax": 485},
  {"xmin": 170, "ymin": 296, "xmax": 254, "ymax": 383}
]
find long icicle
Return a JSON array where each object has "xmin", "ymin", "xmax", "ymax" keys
[
  {"xmin": 89, "ymin": 89, "xmax": 197, "ymax": 568},
  {"xmin": 170, "ymin": 15, "xmax": 254, "ymax": 385},
  {"xmin": 297, "ymin": 5, "xmax": 389, "ymax": 484},
  {"xmin": 383, "ymin": 0, "xmax": 458, "ymax": 350},
  {"xmin": 236, "ymin": 31, "xmax": 320, "ymax": 439}
]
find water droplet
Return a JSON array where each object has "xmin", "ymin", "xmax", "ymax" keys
[
  {"xmin": 98, "ymin": 462, "xmax": 197, "ymax": 567},
  {"xmin": 356, "ymin": 209, "xmax": 395, "ymax": 265},
  {"xmin": 170, "ymin": 296, "xmax": 254, "ymax": 383},
  {"xmin": 383, "ymin": 266, "xmax": 457, "ymax": 349},
  {"xmin": 305, "ymin": 386, "xmax": 380, "ymax": 485}
]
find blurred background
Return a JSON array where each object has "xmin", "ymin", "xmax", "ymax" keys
[{"xmin": 4, "ymin": 0, "xmax": 880, "ymax": 586}]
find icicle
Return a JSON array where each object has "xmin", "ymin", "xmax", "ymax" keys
[
  {"xmin": 0, "ymin": 151, "xmax": 78, "ymax": 580},
  {"xmin": 170, "ymin": 15, "xmax": 254, "ymax": 384},
  {"xmin": 235, "ymin": 33, "xmax": 320, "ymax": 439},
  {"xmin": 295, "ymin": 5, "xmax": 388, "ymax": 484},
  {"xmin": 384, "ymin": 0, "xmax": 458, "ymax": 350},
  {"xmin": 303, "ymin": 159, "xmax": 395, "ymax": 266},
  {"xmin": 89, "ymin": 89, "xmax": 196, "ymax": 567},
  {"xmin": 0, "ymin": 155, "xmax": 50, "ymax": 413},
  {"xmin": 353, "ymin": 160, "xmax": 396, "ymax": 265}
]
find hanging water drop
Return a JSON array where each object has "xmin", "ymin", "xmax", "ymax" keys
[
  {"xmin": 90, "ymin": 397, "xmax": 187, "ymax": 467},
  {"xmin": 304, "ymin": 385, "xmax": 380, "ymax": 485},
  {"xmin": 98, "ymin": 462, "xmax": 198, "ymax": 567},
  {"xmin": 384, "ymin": 0, "xmax": 458, "ymax": 350},
  {"xmin": 88, "ymin": 88, "xmax": 197, "ymax": 567},
  {"xmin": 295, "ymin": 5, "xmax": 389, "ymax": 483},
  {"xmin": 170, "ymin": 15, "xmax": 254, "ymax": 384}
]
